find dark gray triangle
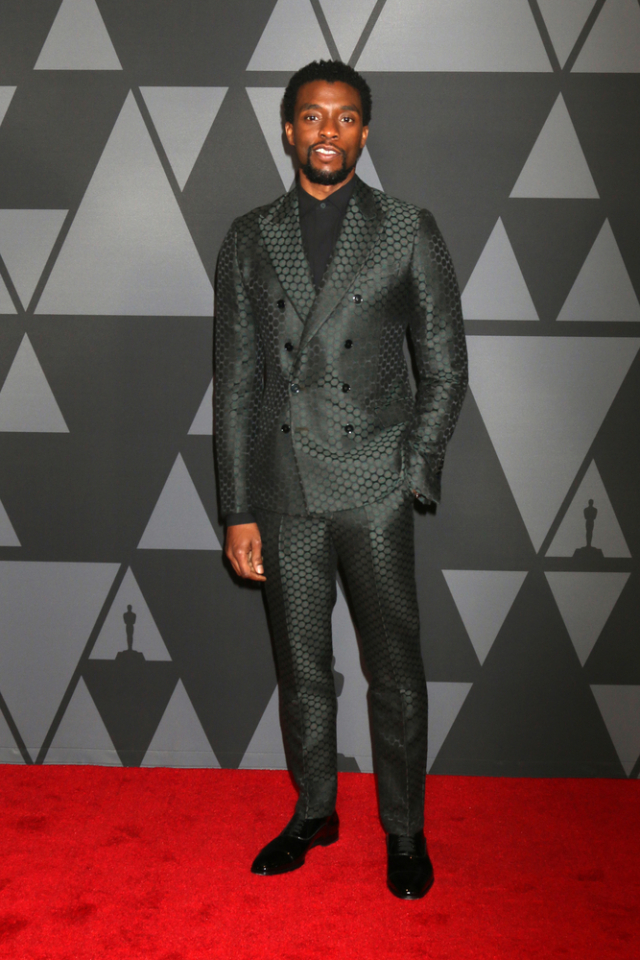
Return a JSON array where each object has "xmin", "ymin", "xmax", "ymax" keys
[
  {"xmin": 0, "ymin": 495, "xmax": 20, "ymax": 547},
  {"xmin": 0, "ymin": 273, "xmax": 16, "ymax": 314},
  {"xmin": 538, "ymin": 0, "xmax": 599, "ymax": 67},
  {"xmin": 426, "ymin": 682, "xmax": 472, "ymax": 772},
  {"xmin": 443, "ymin": 570, "xmax": 527, "ymax": 664},
  {"xmin": 590, "ymin": 685, "xmax": 640, "ymax": 775},
  {"xmin": 44, "ymin": 677, "xmax": 119, "ymax": 765},
  {"xmin": 0, "ymin": 210, "xmax": 67, "ymax": 308},
  {"xmin": 188, "ymin": 380, "xmax": 213, "ymax": 435},
  {"xmin": 546, "ymin": 572, "xmax": 630, "ymax": 666},
  {"xmin": 583, "ymin": 572, "xmax": 640, "ymax": 683},
  {"xmin": 319, "ymin": 0, "xmax": 378, "ymax": 61},
  {"xmin": 34, "ymin": 0, "xmax": 122, "ymax": 70}
]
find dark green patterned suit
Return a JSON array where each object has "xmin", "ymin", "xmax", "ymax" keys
[{"xmin": 215, "ymin": 176, "xmax": 467, "ymax": 833}]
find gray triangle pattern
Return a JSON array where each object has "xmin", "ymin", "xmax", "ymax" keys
[
  {"xmin": 0, "ymin": 496, "xmax": 20, "ymax": 547},
  {"xmin": 140, "ymin": 87, "xmax": 227, "ymax": 190},
  {"xmin": 0, "ymin": 708, "xmax": 21, "ymax": 764},
  {"xmin": 36, "ymin": 93, "xmax": 213, "ymax": 316},
  {"xmin": 0, "ymin": 210, "xmax": 67, "ymax": 308},
  {"xmin": 427, "ymin": 682, "xmax": 473, "ymax": 772},
  {"xmin": 510, "ymin": 95, "xmax": 599, "ymax": 198},
  {"xmin": 443, "ymin": 570, "xmax": 527, "ymax": 665},
  {"xmin": 573, "ymin": 0, "xmax": 640, "ymax": 72},
  {"xmin": 538, "ymin": 0, "xmax": 599, "ymax": 67},
  {"xmin": 0, "ymin": 87, "xmax": 16, "ymax": 127},
  {"xmin": 246, "ymin": 88, "xmax": 295, "ymax": 192},
  {"xmin": 557, "ymin": 220, "xmax": 640, "ymax": 322},
  {"xmin": 547, "ymin": 572, "xmax": 630, "ymax": 666},
  {"xmin": 319, "ymin": 0, "xmax": 378, "ymax": 61},
  {"xmin": 467, "ymin": 336, "xmax": 640, "ymax": 551},
  {"xmin": 357, "ymin": 0, "xmax": 551, "ymax": 71},
  {"xmin": 0, "ymin": 273, "xmax": 16, "ymax": 314},
  {"xmin": 142, "ymin": 681, "xmax": 220, "ymax": 768},
  {"xmin": 34, "ymin": 0, "xmax": 122, "ymax": 71},
  {"xmin": 247, "ymin": 0, "xmax": 331, "ymax": 70},
  {"xmin": 90, "ymin": 568, "xmax": 171, "ymax": 660},
  {"xmin": 0, "ymin": 561, "xmax": 119, "ymax": 760},
  {"xmin": 591, "ymin": 684, "xmax": 640, "ymax": 775},
  {"xmin": 0, "ymin": 335, "xmax": 69, "ymax": 433},
  {"xmin": 461, "ymin": 219, "xmax": 538, "ymax": 320},
  {"xmin": 188, "ymin": 380, "xmax": 213, "ymax": 435},
  {"xmin": 45, "ymin": 678, "xmax": 120, "ymax": 765},
  {"xmin": 547, "ymin": 460, "xmax": 631, "ymax": 558},
  {"xmin": 138, "ymin": 454, "xmax": 221, "ymax": 550},
  {"xmin": 238, "ymin": 685, "xmax": 284, "ymax": 769}
]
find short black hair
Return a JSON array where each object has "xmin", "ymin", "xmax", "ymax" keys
[{"xmin": 282, "ymin": 60, "xmax": 372, "ymax": 127}]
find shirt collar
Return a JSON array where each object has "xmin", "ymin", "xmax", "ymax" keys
[{"xmin": 296, "ymin": 175, "xmax": 356, "ymax": 216}]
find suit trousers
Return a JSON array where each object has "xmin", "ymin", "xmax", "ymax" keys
[{"xmin": 256, "ymin": 483, "xmax": 428, "ymax": 835}]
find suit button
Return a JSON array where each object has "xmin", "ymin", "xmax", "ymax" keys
[
  {"xmin": 344, "ymin": 424, "xmax": 354, "ymax": 435},
  {"xmin": 277, "ymin": 299, "xmax": 285, "ymax": 310},
  {"xmin": 342, "ymin": 383, "xmax": 350, "ymax": 393},
  {"xmin": 352, "ymin": 294, "xmax": 362, "ymax": 304},
  {"xmin": 281, "ymin": 424, "xmax": 290, "ymax": 433},
  {"xmin": 284, "ymin": 341, "xmax": 294, "ymax": 352},
  {"xmin": 290, "ymin": 383, "xmax": 300, "ymax": 394},
  {"xmin": 344, "ymin": 339, "xmax": 353, "ymax": 349}
]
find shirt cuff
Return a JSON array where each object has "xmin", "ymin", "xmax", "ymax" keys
[{"xmin": 226, "ymin": 512, "xmax": 257, "ymax": 526}]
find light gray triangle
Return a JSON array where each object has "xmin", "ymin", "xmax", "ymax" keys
[
  {"xmin": 138, "ymin": 454, "xmax": 221, "ymax": 550},
  {"xmin": 538, "ymin": 0, "xmax": 598, "ymax": 67},
  {"xmin": 591, "ymin": 685, "xmax": 640, "ymax": 775},
  {"xmin": 357, "ymin": 0, "xmax": 551, "ymax": 71},
  {"xmin": 333, "ymin": 583, "xmax": 372, "ymax": 773},
  {"xmin": 45, "ymin": 677, "xmax": 120, "ymax": 765},
  {"xmin": 0, "ymin": 496, "xmax": 20, "ymax": 547},
  {"xmin": 0, "ymin": 210, "xmax": 67, "ymax": 307},
  {"xmin": 0, "ymin": 707, "xmax": 21, "ymax": 764},
  {"xmin": 0, "ymin": 561, "xmax": 119, "ymax": 760},
  {"xmin": 0, "ymin": 273, "xmax": 16, "ymax": 314},
  {"xmin": 319, "ymin": 0, "xmax": 378, "ymax": 60},
  {"xmin": 239, "ymin": 685, "xmax": 286, "ymax": 769},
  {"xmin": 142, "ymin": 680, "xmax": 219, "ymax": 768},
  {"xmin": 427, "ymin": 682, "xmax": 473, "ymax": 772},
  {"xmin": 547, "ymin": 572, "xmax": 629, "ymax": 666},
  {"xmin": 442, "ymin": 570, "xmax": 527, "ymax": 665},
  {"xmin": 0, "ymin": 87, "xmax": 16, "ymax": 127},
  {"xmin": 461, "ymin": 219, "xmax": 538, "ymax": 320},
  {"xmin": 90, "ymin": 568, "xmax": 171, "ymax": 660},
  {"xmin": 356, "ymin": 146, "xmax": 383, "ymax": 192},
  {"xmin": 0, "ymin": 334, "xmax": 69, "ymax": 433},
  {"xmin": 510, "ymin": 94, "xmax": 599, "ymax": 198},
  {"xmin": 140, "ymin": 87, "xmax": 227, "ymax": 190},
  {"xmin": 557, "ymin": 220, "xmax": 640, "ymax": 322},
  {"xmin": 246, "ymin": 88, "xmax": 294, "ymax": 192},
  {"xmin": 36, "ymin": 93, "xmax": 212, "ymax": 316},
  {"xmin": 247, "ymin": 0, "xmax": 332, "ymax": 70},
  {"xmin": 188, "ymin": 379, "xmax": 213, "ymax": 435},
  {"xmin": 467, "ymin": 336, "xmax": 640, "ymax": 551},
  {"xmin": 573, "ymin": 0, "xmax": 640, "ymax": 72},
  {"xmin": 34, "ymin": 0, "xmax": 122, "ymax": 70},
  {"xmin": 547, "ymin": 460, "xmax": 631, "ymax": 558}
]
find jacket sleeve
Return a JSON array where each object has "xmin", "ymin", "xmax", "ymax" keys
[
  {"xmin": 403, "ymin": 209, "xmax": 468, "ymax": 504},
  {"xmin": 214, "ymin": 222, "xmax": 264, "ymax": 518}
]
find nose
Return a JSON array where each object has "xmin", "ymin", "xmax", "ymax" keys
[{"xmin": 319, "ymin": 115, "xmax": 339, "ymax": 139}]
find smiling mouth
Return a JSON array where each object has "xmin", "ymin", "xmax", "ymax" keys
[{"xmin": 311, "ymin": 144, "xmax": 345, "ymax": 162}]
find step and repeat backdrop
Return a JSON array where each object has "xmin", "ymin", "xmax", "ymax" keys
[{"xmin": 0, "ymin": 0, "xmax": 639, "ymax": 778}]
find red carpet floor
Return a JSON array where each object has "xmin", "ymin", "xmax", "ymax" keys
[{"xmin": 0, "ymin": 767, "xmax": 637, "ymax": 959}]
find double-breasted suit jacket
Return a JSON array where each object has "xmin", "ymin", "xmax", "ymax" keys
[{"xmin": 215, "ymin": 176, "xmax": 467, "ymax": 520}]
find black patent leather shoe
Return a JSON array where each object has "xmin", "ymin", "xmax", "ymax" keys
[
  {"xmin": 386, "ymin": 830, "xmax": 434, "ymax": 900},
  {"xmin": 251, "ymin": 811, "xmax": 339, "ymax": 875}
]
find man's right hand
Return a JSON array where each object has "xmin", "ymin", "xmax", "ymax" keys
[{"xmin": 224, "ymin": 523, "xmax": 266, "ymax": 581}]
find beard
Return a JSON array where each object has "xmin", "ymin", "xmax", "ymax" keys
[{"xmin": 301, "ymin": 144, "xmax": 356, "ymax": 186}]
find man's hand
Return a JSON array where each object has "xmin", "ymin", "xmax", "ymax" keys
[{"xmin": 225, "ymin": 523, "xmax": 266, "ymax": 581}]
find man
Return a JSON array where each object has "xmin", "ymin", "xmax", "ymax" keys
[{"xmin": 215, "ymin": 60, "xmax": 467, "ymax": 899}]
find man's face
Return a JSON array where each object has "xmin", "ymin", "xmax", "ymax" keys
[{"xmin": 285, "ymin": 80, "xmax": 369, "ymax": 188}]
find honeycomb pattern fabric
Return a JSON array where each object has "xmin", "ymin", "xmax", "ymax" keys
[
  {"xmin": 257, "ymin": 481, "xmax": 428, "ymax": 836},
  {"xmin": 215, "ymin": 176, "xmax": 468, "ymax": 518}
]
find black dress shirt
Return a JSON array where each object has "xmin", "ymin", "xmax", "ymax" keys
[{"xmin": 226, "ymin": 176, "xmax": 355, "ymax": 527}]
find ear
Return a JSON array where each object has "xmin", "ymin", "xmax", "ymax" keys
[
  {"xmin": 285, "ymin": 122, "xmax": 295, "ymax": 147},
  {"xmin": 360, "ymin": 126, "xmax": 369, "ymax": 149}
]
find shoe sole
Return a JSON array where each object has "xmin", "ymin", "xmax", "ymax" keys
[{"xmin": 251, "ymin": 823, "xmax": 339, "ymax": 876}]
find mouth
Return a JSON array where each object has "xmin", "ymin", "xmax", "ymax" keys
[{"xmin": 311, "ymin": 144, "xmax": 344, "ymax": 162}]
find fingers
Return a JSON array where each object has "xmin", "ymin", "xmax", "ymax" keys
[{"xmin": 225, "ymin": 523, "xmax": 266, "ymax": 582}]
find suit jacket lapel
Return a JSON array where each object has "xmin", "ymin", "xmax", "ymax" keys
[
  {"xmin": 259, "ymin": 188, "xmax": 316, "ymax": 324},
  {"xmin": 297, "ymin": 177, "xmax": 385, "ymax": 356}
]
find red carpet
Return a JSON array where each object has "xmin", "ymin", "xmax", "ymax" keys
[{"xmin": 0, "ymin": 768, "xmax": 637, "ymax": 959}]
